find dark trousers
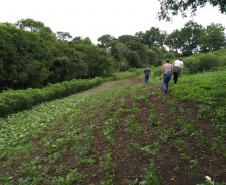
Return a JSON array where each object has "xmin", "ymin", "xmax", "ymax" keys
[
  {"xmin": 173, "ymin": 72, "xmax": 179, "ymax": 84},
  {"xmin": 173, "ymin": 66, "xmax": 181, "ymax": 84},
  {"xmin": 144, "ymin": 75, "xmax": 150, "ymax": 83}
]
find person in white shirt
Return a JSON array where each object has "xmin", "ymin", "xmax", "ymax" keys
[{"xmin": 173, "ymin": 58, "xmax": 184, "ymax": 84}]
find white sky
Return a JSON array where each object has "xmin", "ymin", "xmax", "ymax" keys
[{"xmin": 0, "ymin": 0, "xmax": 226, "ymax": 44}]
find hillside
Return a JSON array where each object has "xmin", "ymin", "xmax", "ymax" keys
[{"xmin": 0, "ymin": 70, "xmax": 225, "ymax": 185}]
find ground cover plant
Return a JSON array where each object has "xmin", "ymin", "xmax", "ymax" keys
[{"xmin": 0, "ymin": 69, "xmax": 225, "ymax": 184}]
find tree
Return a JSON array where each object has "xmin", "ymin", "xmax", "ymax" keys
[
  {"xmin": 147, "ymin": 49, "xmax": 159, "ymax": 66},
  {"xmin": 56, "ymin": 31, "xmax": 72, "ymax": 41},
  {"xmin": 165, "ymin": 29, "xmax": 182, "ymax": 52},
  {"xmin": 72, "ymin": 37, "xmax": 92, "ymax": 44},
  {"xmin": 199, "ymin": 23, "xmax": 226, "ymax": 52},
  {"xmin": 140, "ymin": 27, "xmax": 166, "ymax": 48},
  {"xmin": 72, "ymin": 43, "xmax": 113, "ymax": 77},
  {"xmin": 127, "ymin": 51, "xmax": 141, "ymax": 68},
  {"xmin": 0, "ymin": 23, "xmax": 51, "ymax": 88},
  {"xmin": 158, "ymin": 0, "xmax": 226, "ymax": 21},
  {"xmin": 97, "ymin": 34, "xmax": 115, "ymax": 49},
  {"xmin": 110, "ymin": 41, "xmax": 128, "ymax": 71},
  {"xmin": 15, "ymin": 18, "xmax": 45, "ymax": 32},
  {"xmin": 165, "ymin": 21, "xmax": 204, "ymax": 56}
]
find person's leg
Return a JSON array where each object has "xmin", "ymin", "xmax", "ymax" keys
[
  {"xmin": 144, "ymin": 75, "xmax": 148, "ymax": 83},
  {"xmin": 163, "ymin": 75, "xmax": 167, "ymax": 93},
  {"xmin": 173, "ymin": 72, "xmax": 178, "ymax": 84},
  {"xmin": 165, "ymin": 74, "xmax": 172, "ymax": 93}
]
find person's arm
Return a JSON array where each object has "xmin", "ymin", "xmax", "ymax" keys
[
  {"xmin": 180, "ymin": 62, "xmax": 184, "ymax": 76},
  {"xmin": 162, "ymin": 65, "xmax": 165, "ymax": 74}
]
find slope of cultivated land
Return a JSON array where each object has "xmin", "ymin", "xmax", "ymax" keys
[{"xmin": 0, "ymin": 73, "xmax": 226, "ymax": 185}]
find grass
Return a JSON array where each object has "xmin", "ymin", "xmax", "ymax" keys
[{"xmin": 171, "ymin": 69, "xmax": 226, "ymax": 125}]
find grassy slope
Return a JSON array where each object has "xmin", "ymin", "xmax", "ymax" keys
[
  {"xmin": 171, "ymin": 69, "xmax": 226, "ymax": 124},
  {"xmin": 0, "ymin": 70, "xmax": 226, "ymax": 185}
]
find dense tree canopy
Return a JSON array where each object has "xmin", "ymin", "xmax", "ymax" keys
[
  {"xmin": 165, "ymin": 21, "xmax": 225, "ymax": 55},
  {"xmin": 158, "ymin": 0, "xmax": 226, "ymax": 20},
  {"xmin": 199, "ymin": 23, "xmax": 226, "ymax": 52},
  {"xmin": 0, "ymin": 19, "xmax": 113, "ymax": 90},
  {"xmin": 0, "ymin": 18, "xmax": 225, "ymax": 90},
  {"xmin": 137, "ymin": 27, "xmax": 166, "ymax": 48}
]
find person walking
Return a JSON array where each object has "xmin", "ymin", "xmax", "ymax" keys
[
  {"xmin": 173, "ymin": 58, "xmax": 184, "ymax": 84},
  {"xmin": 162, "ymin": 59, "xmax": 173, "ymax": 94},
  {"xmin": 144, "ymin": 67, "xmax": 151, "ymax": 83}
]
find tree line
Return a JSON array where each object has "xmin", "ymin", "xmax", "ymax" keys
[
  {"xmin": 0, "ymin": 19, "xmax": 113, "ymax": 90},
  {"xmin": 0, "ymin": 18, "xmax": 225, "ymax": 90}
]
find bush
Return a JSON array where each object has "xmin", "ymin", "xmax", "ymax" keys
[
  {"xmin": 184, "ymin": 50, "xmax": 225, "ymax": 74},
  {"xmin": 184, "ymin": 57, "xmax": 200, "ymax": 73},
  {"xmin": 0, "ymin": 77, "xmax": 104, "ymax": 117},
  {"xmin": 198, "ymin": 55, "xmax": 219, "ymax": 72},
  {"xmin": 0, "ymin": 69, "xmax": 142, "ymax": 117}
]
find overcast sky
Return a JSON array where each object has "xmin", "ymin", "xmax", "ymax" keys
[{"xmin": 0, "ymin": 0, "xmax": 226, "ymax": 43}]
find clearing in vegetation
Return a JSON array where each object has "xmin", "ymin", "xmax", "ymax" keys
[{"xmin": 0, "ymin": 73, "xmax": 225, "ymax": 185}]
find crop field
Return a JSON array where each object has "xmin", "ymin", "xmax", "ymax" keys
[{"xmin": 0, "ymin": 71, "xmax": 225, "ymax": 185}]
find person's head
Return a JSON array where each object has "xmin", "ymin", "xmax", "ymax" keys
[{"xmin": 165, "ymin": 59, "xmax": 170, "ymax": 63}]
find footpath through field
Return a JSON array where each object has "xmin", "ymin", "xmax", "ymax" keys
[{"xmin": 0, "ymin": 76, "xmax": 225, "ymax": 185}]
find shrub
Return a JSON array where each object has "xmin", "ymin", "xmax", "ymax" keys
[
  {"xmin": 0, "ymin": 69, "xmax": 142, "ymax": 117},
  {"xmin": 184, "ymin": 51, "xmax": 224, "ymax": 73},
  {"xmin": 198, "ymin": 54, "xmax": 219, "ymax": 72},
  {"xmin": 0, "ymin": 77, "xmax": 104, "ymax": 117}
]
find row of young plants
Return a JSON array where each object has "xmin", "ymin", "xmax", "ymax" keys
[
  {"xmin": 0, "ymin": 69, "xmax": 142, "ymax": 118},
  {"xmin": 0, "ymin": 77, "xmax": 144, "ymax": 184},
  {"xmin": 94, "ymin": 84, "xmax": 163, "ymax": 184}
]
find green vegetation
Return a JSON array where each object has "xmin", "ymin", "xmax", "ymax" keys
[
  {"xmin": 171, "ymin": 69, "xmax": 226, "ymax": 124},
  {"xmin": 158, "ymin": 0, "xmax": 226, "ymax": 20},
  {"xmin": 0, "ymin": 13, "xmax": 226, "ymax": 185},
  {"xmin": 183, "ymin": 49, "xmax": 226, "ymax": 73},
  {"xmin": 171, "ymin": 69, "xmax": 226, "ymax": 161},
  {"xmin": 0, "ymin": 69, "xmax": 225, "ymax": 184},
  {"xmin": 0, "ymin": 69, "xmax": 142, "ymax": 117},
  {"xmin": 0, "ymin": 20, "xmax": 113, "ymax": 90},
  {"xmin": 0, "ymin": 77, "xmax": 103, "ymax": 117},
  {"xmin": 1, "ymin": 18, "xmax": 225, "ymax": 91}
]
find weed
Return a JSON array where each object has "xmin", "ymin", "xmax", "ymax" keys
[
  {"xmin": 80, "ymin": 157, "xmax": 95, "ymax": 166},
  {"xmin": 140, "ymin": 160, "xmax": 162, "ymax": 185}
]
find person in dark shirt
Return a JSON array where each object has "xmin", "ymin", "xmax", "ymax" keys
[{"xmin": 144, "ymin": 67, "xmax": 151, "ymax": 83}]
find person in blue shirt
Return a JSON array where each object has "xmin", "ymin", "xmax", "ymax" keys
[{"xmin": 144, "ymin": 67, "xmax": 151, "ymax": 83}]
